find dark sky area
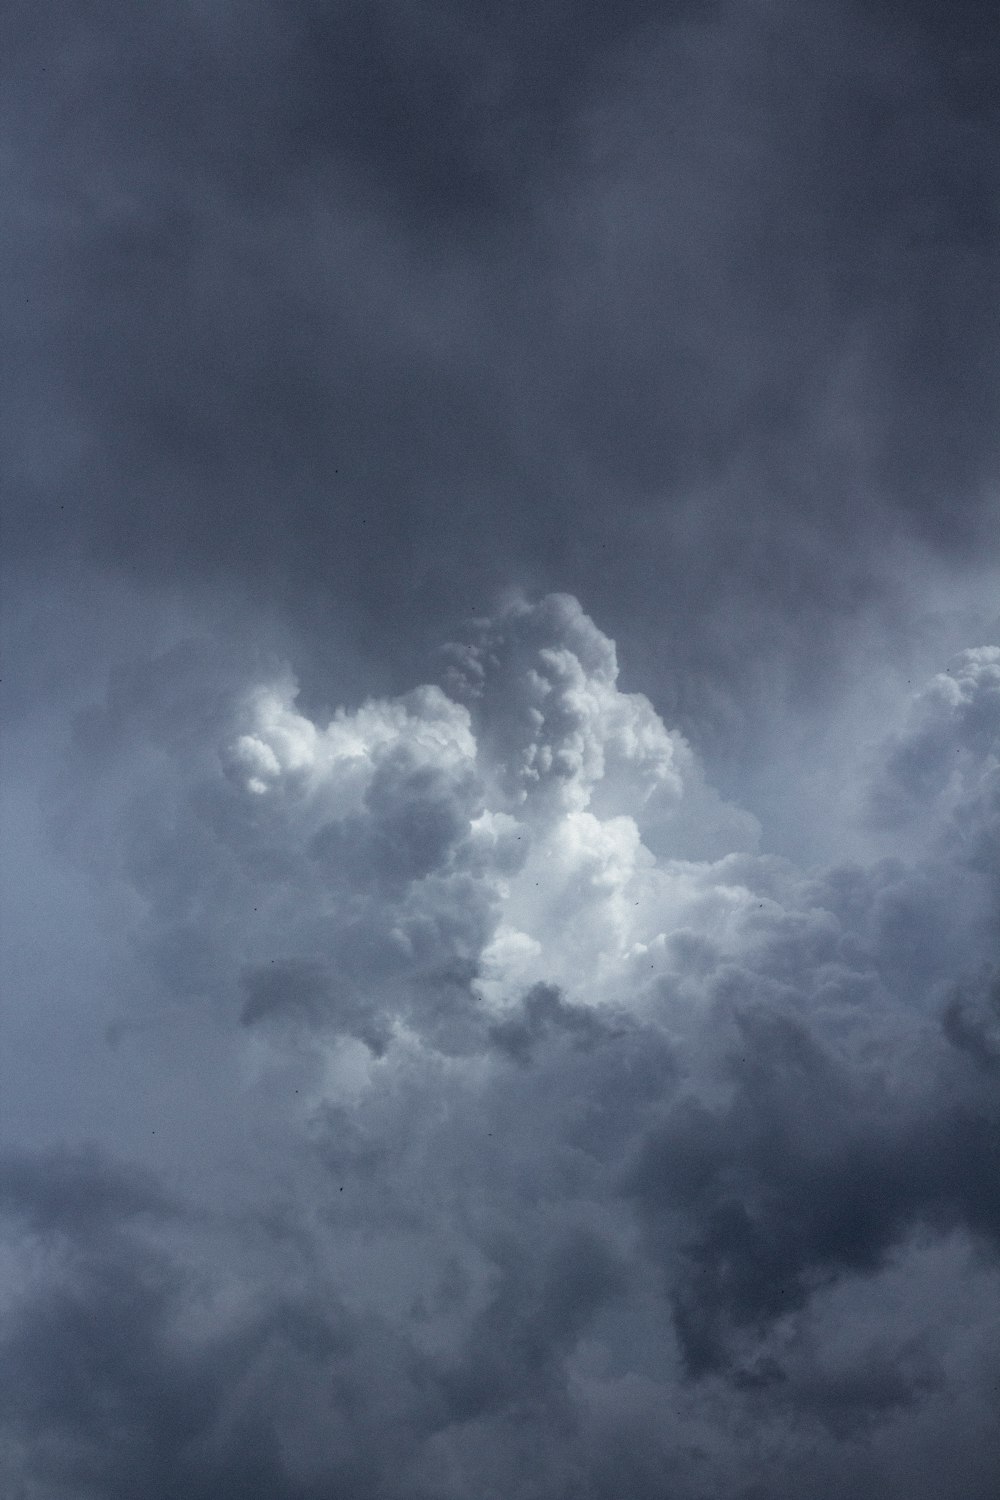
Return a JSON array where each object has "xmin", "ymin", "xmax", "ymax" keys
[{"xmin": 1, "ymin": 2, "xmax": 999, "ymax": 1497}]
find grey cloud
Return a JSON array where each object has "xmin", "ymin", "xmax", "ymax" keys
[
  {"xmin": 311, "ymin": 754, "xmax": 481, "ymax": 895},
  {"xmin": 239, "ymin": 958, "xmax": 395, "ymax": 1057},
  {"xmin": 870, "ymin": 649, "xmax": 1000, "ymax": 825},
  {"xmin": 630, "ymin": 1000, "xmax": 1000, "ymax": 1377},
  {"xmin": 487, "ymin": 982, "xmax": 617, "ymax": 1066},
  {"xmin": 733, "ymin": 1337, "xmax": 944, "ymax": 1441},
  {"xmin": 4, "ymin": 0, "xmax": 997, "ymax": 765},
  {"xmin": 240, "ymin": 957, "xmax": 332, "ymax": 1027},
  {"xmin": 0, "ymin": 1145, "xmax": 172, "ymax": 1241},
  {"xmin": 439, "ymin": 1225, "xmax": 627, "ymax": 1424},
  {"xmin": 0, "ymin": 1242, "xmax": 422, "ymax": 1500},
  {"xmin": 943, "ymin": 964, "xmax": 1000, "ymax": 1075},
  {"xmin": 3, "ymin": 0, "xmax": 1000, "ymax": 1482},
  {"xmin": 8, "ymin": 596, "xmax": 993, "ymax": 1500}
]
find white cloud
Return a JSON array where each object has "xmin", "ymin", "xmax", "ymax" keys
[{"xmin": 214, "ymin": 594, "xmax": 769, "ymax": 1036}]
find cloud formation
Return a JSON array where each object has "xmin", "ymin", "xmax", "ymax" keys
[
  {"xmin": 3, "ymin": 594, "xmax": 998, "ymax": 1498},
  {"xmin": 5, "ymin": 0, "xmax": 998, "ymax": 757},
  {"xmin": 2, "ymin": 1, "xmax": 998, "ymax": 1493}
]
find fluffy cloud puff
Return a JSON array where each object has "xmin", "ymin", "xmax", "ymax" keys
[
  {"xmin": 4, "ymin": 595, "xmax": 999, "ymax": 1499},
  {"xmin": 219, "ymin": 593, "xmax": 763, "ymax": 1035}
]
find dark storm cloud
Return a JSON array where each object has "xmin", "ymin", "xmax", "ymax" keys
[
  {"xmin": 3, "ymin": 0, "xmax": 1000, "ymax": 1494},
  {"xmin": 943, "ymin": 964, "xmax": 1000, "ymax": 1075},
  {"xmin": 487, "ymin": 982, "xmax": 617, "ymax": 1065},
  {"xmin": 3, "ymin": 0, "xmax": 998, "ymax": 739},
  {"xmin": 0, "ymin": 1196, "xmax": 424, "ymax": 1500},
  {"xmin": 0, "ymin": 1145, "xmax": 171, "ymax": 1239},
  {"xmin": 438, "ymin": 1224, "xmax": 627, "ymax": 1424},
  {"xmin": 630, "ymin": 1002, "xmax": 1000, "ymax": 1378}
]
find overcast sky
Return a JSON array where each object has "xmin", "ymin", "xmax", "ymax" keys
[{"xmin": 2, "ymin": 2, "xmax": 999, "ymax": 1497}]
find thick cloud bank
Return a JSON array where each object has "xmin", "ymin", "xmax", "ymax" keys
[{"xmin": 2, "ymin": 596, "xmax": 998, "ymax": 1498}]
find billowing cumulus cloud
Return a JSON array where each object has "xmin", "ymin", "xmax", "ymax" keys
[
  {"xmin": 2, "ymin": 1, "xmax": 999, "ymax": 1494},
  {"xmin": 3, "ymin": 594, "xmax": 998, "ymax": 1498}
]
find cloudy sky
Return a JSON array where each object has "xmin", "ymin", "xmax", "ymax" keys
[{"xmin": 2, "ymin": 2, "xmax": 999, "ymax": 1496}]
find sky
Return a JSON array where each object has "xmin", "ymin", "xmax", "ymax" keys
[{"xmin": 1, "ymin": 2, "xmax": 999, "ymax": 1496}]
